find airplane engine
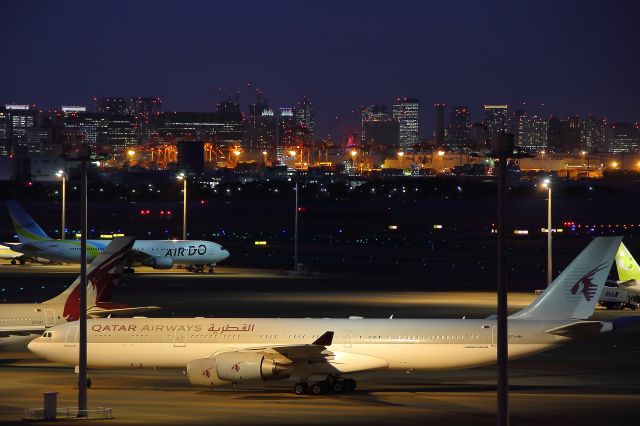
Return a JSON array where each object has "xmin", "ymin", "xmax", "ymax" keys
[
  {"xmin": 144, "ymin": 256, "xmax": 173, "ymax": 269},
  {"xmin": 215, "ymin": 352, "xmax": 291, "ymax": 382},
  {"xmin": 186, "ymin": 358, "xmax": 231, "ymax": 387}
]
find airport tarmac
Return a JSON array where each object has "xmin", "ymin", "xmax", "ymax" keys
[{"xmin": 1, "ymin": 266, "xmax": 640, "ymax": 425}]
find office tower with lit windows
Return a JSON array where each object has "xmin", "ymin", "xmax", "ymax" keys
[
  {"xmin": 295, "ymin": 97, "xmax": 315, "ymax": 145},
  {"xmin": 581, "ymin": 115, "xmax": 606, "ymax": 152},
  {"xmin": 5, "ymin": 104, "xmax": 38, "ymax": 141},
  {"xmin": 95, "ymin": 97, "xmax": 129, "ymax": 114},
  {"xmin": 606, "ymin": 123, "xmax": 639, "ymax": 153},
  {"xmin": 447, "ymin": 106, "xmax": 470, "ymax": 146},
  {"xmin": 434, "ymin": 103, "xmax": 446, "ymax": 144},
  {"xmin": 520, "ymin": 115, "xmax": 548, "ymax": 152},
  {"xmin": 277, "ymin": 107, "xmax": 296, "ymax": 162},
  {"xmin": 361, "ymin": 105, "xmax": 399, "ymax": 146},
  {"xmin": 248, "ymin": 101, "xmax": 276, "ymax": 149},
  {"xmin": 483, "ymin": 105, "xmax": 508, "ymax": 136},
  {"xmin": 393, "ymin": 97, "xmax": 419, "ymax": 147},
  {"xmin": 129, "ymin": 97, "xmax": 162, "ymax": 116}
]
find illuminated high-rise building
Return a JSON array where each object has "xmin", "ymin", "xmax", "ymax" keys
[
  {"xmin": 447, "ymin": 106, "xmax": 470, "ymax": 146},
  {"xmin": 581, "ymin": 115, "xmax": 606, "ymax": 152},
  {"xmin": 5, "ymin": 104, "xmax": 38, "ymax": 141},
  {"xmin": 248, "ymin": 101, "xmax": 276, "ymax": 149},
  {"xmin": 434, "ymin": 103, "xmax": 446, "ymax": 144},
  {"xmin": 520, "ymin": 115, "xmax": 548, "ymax": 151},
  {"xmin": 95, "ymin": 97, "xmax": 129, "ymax": 114},
  {"xmin": 361, "ymin": 105, "xmax": 399, "ymax": 146},
  {"xmin": 295, "ymin": 97, "xmax": 315, "ymax": 144},
  {"xmin": 483, "ymin": 105, "xmax": 508, "ymax": 135},
  {"xmin": 393, "ymin": 97, "xmax": 419, "ymax": 147},
  {"xmin": 277, "ymin": 107, "xmax": 296, "ymax": 162},
  {"xmin": 606, "ymin": 123, "xmax": 639, "ymax": 153}
]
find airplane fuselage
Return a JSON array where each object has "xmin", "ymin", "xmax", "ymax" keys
[
  {"xmin": 14, "ymin": 239, "xmax": 229, "ymax": 267},
  {"xmin": 0, "ymin": 302, "xmax": 65, "ymax": 351},
  {"xmin": 28, "ymin": 317, "xmax": 598, "ymax": 373}
]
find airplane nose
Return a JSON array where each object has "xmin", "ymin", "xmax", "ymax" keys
[
  {"xmin": 27, "ymin": 339, "xmax": 39, "ymax": 354},
  {"xmin": 221, "ymin": 250, "xmax": 230, "ymax": 260}
]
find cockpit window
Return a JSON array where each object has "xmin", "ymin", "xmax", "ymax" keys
[{"xmin": 42, "ymin": 331, "xmax": 52, "ymax": 338}]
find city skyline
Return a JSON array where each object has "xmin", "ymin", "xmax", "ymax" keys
[{"xmin": 1, "ymin": 1, "xmax": 639, "ymax": 138}]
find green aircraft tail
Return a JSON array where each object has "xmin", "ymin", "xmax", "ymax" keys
[{"xmin": 615, "ymin": 242, "xmax": 640, "ymax": 282}]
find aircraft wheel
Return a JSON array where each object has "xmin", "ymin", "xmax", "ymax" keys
[
  {"xmin": 309, "ymin": 382, "xmax": 327, "ymax": 395},
  {"xmin": 293, "ymin": 382, "xmax": 308, "ymax": 395},
  {"xmin": 11, "ymin": 259, "xmax": 16, "ymax": 265},
  {"xmin": 208, "ymin": 267, "xmax": 214, "ymax": 274},
  {"xmin": 344, "ymin": 378, "xmax": 357, "ymax": 391},
  {"xmin": 331, "ymin": 380, "xmax": 345, "ymax": 393},
  {"xmin": 86, "ymin": 377, "xmax": 92, "ymax": 388},
  {"xmin": 19, "ymin": 259, "xmax": 26, "ymax": 265}
]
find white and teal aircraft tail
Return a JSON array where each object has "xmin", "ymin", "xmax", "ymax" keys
[
  {"xmin": 612, "ymin": 242, "xmax": 640, "ymax": 296},
  {"xmin": 6, "ymin": 201, "xmax": 230, "ymax": 271}
]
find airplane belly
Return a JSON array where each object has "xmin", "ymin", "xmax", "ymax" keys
[{"xmin": 345, "ymin": 343, "xmax": 555, "ymax": 371}]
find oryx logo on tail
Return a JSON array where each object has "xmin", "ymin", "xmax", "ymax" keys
[
  {"xmin": 570, "ymin": 262, "xmax": 608, "ymax": 301},
  {"xmin": 231, "ymin": 362, "xmax": 241, "ymax": 372}
]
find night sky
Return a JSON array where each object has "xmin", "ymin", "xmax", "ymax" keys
[{"xmin": 1, "ymin": 0, "xmax": 639, "ymax": 139}]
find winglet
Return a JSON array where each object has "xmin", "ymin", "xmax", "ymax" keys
[{"xmin": 312, "ymin": 331, "xmax": 334, "ymax": 346}]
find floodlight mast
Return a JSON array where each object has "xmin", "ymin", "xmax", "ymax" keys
[
  {"xmin": 490, "ymin": 132, "xmax": 515, "ymax": 426},
  {"xmin": 62, "ymin": 143, "xmax": 91, "ymax": 417}
]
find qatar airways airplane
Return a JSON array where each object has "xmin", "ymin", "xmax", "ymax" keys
[
  {"xmin": 7, "ymin": 201, "xmax": 229, "ymax": 272},
  {"xmin": 29, "ymin": 237, "xmax": 624, "ymax": 395},
  {"xmin": 0, "ymin": 237, "xmax": 159, "ymax": 351}
]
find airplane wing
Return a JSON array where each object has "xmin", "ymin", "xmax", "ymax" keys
[
  {"xmin": 87, "ymin": 305, "xmax": 161, "ymax": 318},
  {"xmin": 237, "ymin": 331, "xmax": 334, "ymax": 364},
  {"xmin": 127, "ymin": 250, "xmax": 173, "ymax": 269},
  {"xmin": 0, "ymin": 325, "xmax": 46, "ymax": 338}
]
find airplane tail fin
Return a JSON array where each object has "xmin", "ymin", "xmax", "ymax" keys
[
  {"xmin": 6, "ymin": 201, "xmax": 51, "ymax": 243},
  {"xmin": 510, "ymin": 236, "xmax": 621, "ymax": 320},
  {"xmin": 615, "ymin": 242, "xmax": 640, "ymax": 282},
  {"xmin": 47, "ymin": 237, "xmax": 135, "ymax": 320}
]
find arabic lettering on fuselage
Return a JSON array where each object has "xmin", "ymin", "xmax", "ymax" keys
[
  {"xmin": 207, "ymin": 323, "xmax": 255, "ymax": 334},
  {"xmin": 164, "ymin": 244, "xmax": 207, "ymax": 257}
]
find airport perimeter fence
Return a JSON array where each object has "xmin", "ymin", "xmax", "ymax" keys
[{"xmin": 23, "ymin": 407, "xmax": 113, "ymax": 421}]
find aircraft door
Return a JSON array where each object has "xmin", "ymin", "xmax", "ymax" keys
[
  {"xmin": 343, "ymin": 330, "xmax": 352, "ymax": 348},
  {"xmin": 44, "ymin": 309, "xmax": 55, "ymax": 327},
  {"xmin": 65, "ymin": 326, "xmax": 78, "ymax": 347},
  {"xmin": 174, "ymin": 330, "xmax": 186, "ymax": 347}
]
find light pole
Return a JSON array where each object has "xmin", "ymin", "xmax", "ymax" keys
[
  {"xmin": 398, "ymin": 151, "xmax": 404, "ymax": 169},
  {"xmin": 541, "ymin": 179, "xmax": 552, "ymax": 286},
  {"xmin": 233, "ymin": 149, "xmax": 241, "ymax": 168},
  {"xmin": 55, "ymin": 170, "xmax": 66, "ymax": 239},
  {"xmin": 294, "ymin": 180, "xmax": 299, "ymax": 272},
  {"xmin": 177, "ymin": 173, "xmax": 187, "ymax": 240}
]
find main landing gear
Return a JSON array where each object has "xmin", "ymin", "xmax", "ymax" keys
[
  {"xmin": 186, "ymin": 265, "xmax": 215, "ymax": 274},
  {"xmin": 293, "ymin": 376, "xmax": 357, "ymax": 395}
]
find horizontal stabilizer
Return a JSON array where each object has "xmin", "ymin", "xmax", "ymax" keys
[
  {"xmin": 617, "ymin": 279, "xmax": 639, "ymax": 289},
  {"xmin": 545, "ymin": 321, "xmax": 606, "ymax": 339},
  {"xmin": 0, "ymin": 326, "xmax": 46, "ymax": 338},
  {"xmin": 87, "ymin": 306, "xmax": 161, "ymax": 318}
]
